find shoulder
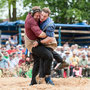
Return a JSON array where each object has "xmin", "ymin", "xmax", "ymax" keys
[
  {"xmin": 48, "ymin": 17, "xmax": 54, "ymax": 23},
  {"xmin": 30, "ymin": 18, "xmax": 37, "ymax": 25},
  {"xmin": 25, "ymin": 14, "xmax": 37, "ymax": 26},
  {"xmin": 47, "ymin": 18, "xmax": 55, "ymax": 27}
]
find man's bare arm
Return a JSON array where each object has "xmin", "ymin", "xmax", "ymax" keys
[
  {"xmin": 40, "ymin": 37, "xmax": 53, "ymax": 44},
  {"xmin": 38, "ymin": 32, "xmax": 47, "ymax": 38},
  {"xmin": 33, "ymin": 37, "xmax": 53, "ymax": 47}
]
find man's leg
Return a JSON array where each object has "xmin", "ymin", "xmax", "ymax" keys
[
  {"xmin": 52, "ymin": 51, "xmax": 63, "ymax": 63},
  {"xmin": 51, "ymin": 51, "xmax": 69, "ymax": 70},
  {"xmin": 30, "ymin": 53, "xmax": 40, "ymax": 85},
  {"xmin": 67, "ymin": 67, "xmax": 70, "ymax": 77},
  {"xmin": 61, "ymin": 69, "xmax": 64, "ymax": 78},
  {"xmin": 32, "ymin": 46, "xmax": 54, "ymax": 84},
  {"xmin": 43, "ymin": 47, "xmax": 54, "ymax": 85}
]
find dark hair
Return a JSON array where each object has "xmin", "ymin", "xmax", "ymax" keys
[{"xmin": 31, "ymin": 6, "xmax": 41, "ymax": 16}]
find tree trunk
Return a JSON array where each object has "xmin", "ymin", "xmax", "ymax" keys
[
  {"xmin": 9, "ymin": 8, "xmax": 12, "ymax": 21},
  {"xmin": 8, "ymin": 1, "xmax": 12, "ymax": 21},
  {"xmin": 12, "ymin": 0, "xmax": 16, "ymax": 21}
]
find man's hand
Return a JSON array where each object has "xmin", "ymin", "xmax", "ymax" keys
[{"xmin": 33, "ymin": 41, "xmax": 38, "ymax": 47}]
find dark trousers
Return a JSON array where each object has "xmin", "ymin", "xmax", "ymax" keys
[
  {"xmin": 31, "ymin": 45, "xmax": 53, "ymax": 84},
  {"xmin": 70, "ymin": 66, "xmax": 74, "ymax": 76},
  {"xmin": 31, "ymin": 46, "xmax": 63, "ymax": 84},
  {"xmin": 31, "ymin": 53, "xmax": 40, "ymax": 84},
  {"xmin": 52, "ymin": 51, "xmax": 63, "ymax": 63}
]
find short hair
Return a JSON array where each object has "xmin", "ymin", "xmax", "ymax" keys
[
  {"xmin": 32, "ymin": 6, "xmax": 40, "ymax": 11},
  {"xmin": 31, "ymin": 6, "xmax": 41, "ymax": 16},
  {"xmin": 42, "ymin": 7, "xmax": 51, "ymax": 16}
]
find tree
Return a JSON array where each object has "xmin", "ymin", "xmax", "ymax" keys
[
  {"xmin": 0, "ymin": 0, "xmax": 17, "ymax": 21},
  {"xmin": 65, "ymin": 0, "xmax": 90, "ymax": 23},
  {"xmin": 0, "ymin": 0, "xmax": 89, "ymax": 23},
  {"xmin": 23, "ymin": 0, "xmax": 90, "ymax": 24}
]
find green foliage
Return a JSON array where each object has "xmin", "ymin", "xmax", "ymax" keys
[
  {"xmin": 19, "ymin": 12, "xmax": 28, "ymax": 20},
  {"xmin": 0, "ymin": 0, "xmax": 90, "ymax": 24},
  {"xmin": 0, "ymin": 0, "xmax": 7, "ymax": 8}
]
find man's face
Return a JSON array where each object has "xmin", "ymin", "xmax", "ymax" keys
[
  {"xmin": 40, "ymin": 11, "xmax": 49, "ymax": 22},
  {"xmin": 33, "ymin": 12, "xmax": 40, "ymax": 22},
  {"xmin": 82, "ymin": 55, "xmax": 85, "ymax": 59}
]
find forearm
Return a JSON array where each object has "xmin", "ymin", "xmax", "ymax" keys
[
  {"xmin": 40, "ymin": 37, "xmax": 53, "ymax": 44},
  {"xmin": 38, "ymin": 32, "xmax": 47, "ymax": 38}
]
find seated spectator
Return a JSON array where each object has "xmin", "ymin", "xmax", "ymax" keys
[
  {"xmin": 12, "ymin": 53, "xmax": 19, "ymax": 66},
  {"xmin": 69, "ymin": 51, "xmax": 79, "ymax": 77},
  {"xmin": 0, "ymin": 54, "xmax": 9, "ymax": 76},
  {"xmin": 18, "ymin": 56, "xmax": 31, "ymax": 78},
  {"xmin": 61, "ymin": 51, "xmax": 71, "ymax": 78},
  {"xmin": 18, "ymin": 54, "xmax": 25, "ymax": 66},
  {"xmin": 17, "ymin": 52, "xmax": 22, "ymax": 60},
  {"xmin": 10, "ymin": 36, "xmax": 18, "ymax": 46},
  {"xmin": 9, "ymin": 54, "xmax": 16, "ymax": 69},
  {"xmin": 87, "ymin": 59, "xmax": 90, "ymax": 77},
  {"xmin": 7, "ymin": 45, "xmax": 17, "ymax": 54},
  {"xmin": 3, "ymin": 52, "xmax": 10, "ymax": 62},
  {"xmin": 5, "ymin": 37, "xmax": 11, "ymax": 50},
  {"xmin": 79, "ymin": 54, "xmax": 88, "ymax": 77},
  {"xmin": 73, "ymin": 64, "xmax": 82, "ymax": 77}
]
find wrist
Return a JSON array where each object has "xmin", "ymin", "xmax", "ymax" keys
[{"xmin": 37, "ymin": 40, "xmax": 41, "ymax": 44}]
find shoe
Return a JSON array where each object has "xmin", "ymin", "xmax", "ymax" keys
[
  {"xmin": 29, "ymin": 83, "xmax": 33, "ymax": 86},
  {"xmin": 29, "ymin": 79, "xmax": 37, "ymax": 86},
  {"xmin": 29, "ymin": 82, "xmax": 37, "ymax": 86},
  {"xmin": 45, "ymin": 77, "xmax": 54, "ymax": 85},
  {"xmin": 54, "ymin": 61, "xmax": 69, "ymax": 70}
]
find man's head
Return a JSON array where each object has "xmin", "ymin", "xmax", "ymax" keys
[
  {"xmin": 82, "ymin": 54, "xmax": 86, "ymax": 60},
  {"xmin": 65, "ymin": 51, "xmax": 70, "ymax": 56},
  {"xmin": 73, "ymin": 51, "xmax": 76, "ymax": 57},
  {"xmin": 31, "ymin": 6, "xmax": 41, "ymax": 22},
  {"xmin": 40, "ymin": 7, "xmax": 51, "ymax": 22}
]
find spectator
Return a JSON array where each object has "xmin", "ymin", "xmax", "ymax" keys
[
  {"xmin": 7, "ymin": 45, "xmax": 17, "ymax": 54},
  {"xmin": 87, "ymin": 59, "xmax": 90, "ymax": 77},
  {"xmin": 12, "ymin": 53, "xmax": 19, "ymax": 66},
  {"xmin": 9, "ymin": 54, "xmax": 17, "ymax": 69},
  {"xmin": 73, "ymin": 64, "xmax": 82, "ymax": 77},
  {"xmin": 79, "ymin": 54, "xmax": 88, "ymax": 77},
  {"xmin": 5, "ymin": 37, "xmax": 11, "ymax": 50},
  {"xmin": 69, "ymin": 51, "xmax": 79, "ymax": 77},
  {"xmin": 18, "ymin": 54, "xmax": 25, "ymax": 66},
  {"xmin": 10, "ymin": 36, "xmax": 18, "ymax": 46},
  {"xmin": 61, "ymin": 51, "xmax": 71, "ymax": 78},
  {"xmin": 0, "ymin": 54, "xmax": 9, "ymax": 70}
]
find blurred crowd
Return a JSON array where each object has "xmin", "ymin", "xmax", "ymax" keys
[
  {"xmin": 52, "ymin": 42, "xmax": 90, "ymax": 78},
  {"xmin": 0, "ymin": 36, "xmax": 33, "ymax": 78},
  {"xmin": 0, "ymin": 37, "xmax": 90, "ymax": 78}
]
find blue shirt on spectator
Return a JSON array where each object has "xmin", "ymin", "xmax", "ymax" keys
[
  {"xmin": 0, "ymin": 59, "xmax": 8, "ymax": 69},
  {"xmin": 39, "ymin": 17, "xmax": 55, "ymax": 37}
]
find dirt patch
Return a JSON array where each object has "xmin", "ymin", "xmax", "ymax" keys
[{"xmin": 0, "ymin": 77, "xmax": 90, "ymax": 90}]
